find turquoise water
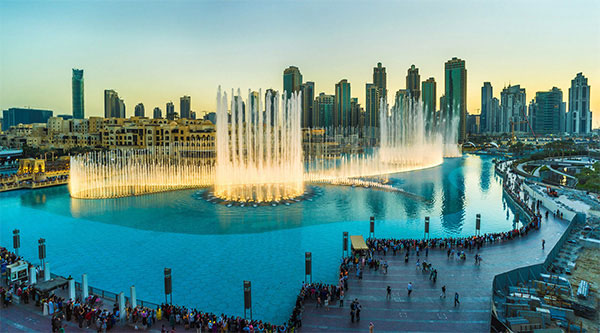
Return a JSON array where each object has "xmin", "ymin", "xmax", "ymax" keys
[{"xmin": 0, "ymin": 154, "xmax": 522, "ymax": 322}]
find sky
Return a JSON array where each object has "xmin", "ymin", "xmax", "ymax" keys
[{"xmin": 1, "ymin": 0, "xmax": 599, "ymax": 127}]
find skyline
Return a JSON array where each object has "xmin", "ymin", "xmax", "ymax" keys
[{"xmin": 1, "ymin": 0, "xmax": 599, "ymax": 127}]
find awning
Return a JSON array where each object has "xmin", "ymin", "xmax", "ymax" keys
[{"xmin": 350, "ymin": 235, "xmax": 368, "ymax": 251}]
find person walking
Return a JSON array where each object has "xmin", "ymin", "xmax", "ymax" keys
[
  {"xmin": 369, "ymin": 322, "xmax": 374, "ymax": 333},
  {"xmin": 386, "ymin": 286, "xmax": 392, "ymax": 300},
  {"xmin": 355, "ymin": 300, "xmax": 362, "ymax": 322},
  {"xmin": 440, "ymin": 285, "xmax": 446, "ymax": 298},
  {"xmin": 339, "ymin": 289, "xmax": 344, "ymax": 307},
  {"xmin": 454, "ymin": 292, "xmax": 460, "ymax": 307},
  {"xmin": 350, "ymin": 300, "xmax": 355, "ymax": 323},
  {"xmin": 542, "ymin": 239, "xmax": 545, "ymax": 249},
  {"xmin": 407, "ymin": 282, "xmax": 413, "ymax": 296}
]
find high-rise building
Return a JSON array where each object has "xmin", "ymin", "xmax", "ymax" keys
[
  {"xmin": 232, "ymin": 96, "xmax": 245, "ymax": 123},
  {"xmin": 134, "ymin": 103, "xmax": 145, "ymax": 117},
  {"xmin": 530, "ymin": 87, "xmax": 565, "ymax": 135},
  {"xmin": 365, "ymin": 83, "xmax": 380, "ymax": 131},
  {"xmin": 153, "ymin": 107, "xmax": 162, "ymax": 119},
  {"xmin": 249, "ymin": 91, "xmax": 260, "ymax": 121},
  {"xmin": 72, "ymin": 69, "xmax": 84, "ymax": 119},
  {"xmin": 2, "ymin": 108, "xmax": 53, "ymax": 131},
  {"xmin": 406, "ymin": 64, "xmax": 421, "ymax": 100},
  {"xmin": 373, "ymin": 62, "xmax": 387, "ymax": 99},
  {"xmin": 180, "ymin": 95, "xmax": 191, "ymax": 119},
  {"xmin": 481, "ymin": 82, "xmax": 493, "ymax": 133},
  {"xmin": 422, "ymin": 78, "xmax": 436, "ymax": 133},
  {"xmin": 568, "ymin": 72, "xmax": 591, "ymax": 135},
  {"xmin": 265, "ymin": 89, "xmax": 278, "ymax": 125},
  {"xmin": 491, "ymin": 97, "xmax": 501, "ymax": 134},
  {"xmin": 283, "ymin": 66, "xmax": 302, "ymax": 99},
  {"xmin": 166, "ymin": 101, "xmax": 176, "ymax": 120},
  {"xmin": 500, "ymin": 85, "xmax": 526, "ymax": 134},
  {"xmin": 314, "ymin": 93, "xmax": 334, "ymax": 128},
  {"xmin": 334, "ymin": 79, "xmax": 351, "ymax": 128},
  {"xmin": 444, "ymin": 57, "xmax": 467, "ymax": 142},
  {"xmin": 118, "ymin": 99, "xmax": 126, "ymax": 118},
  {"xmin": 104, "ymin": 90, "xmax": 121, "ymax": 118},
  {"xmin": 300, "ymin": 82, "xmax": 315, "ymax": 128},
  {"xmin": 350, "ymin": 97, "xmax": 361, "ymax": 128}
]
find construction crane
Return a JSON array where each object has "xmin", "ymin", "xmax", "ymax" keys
[{"xmin": 510, "ymin": 107, "xmax": 537, "ymax": 143}]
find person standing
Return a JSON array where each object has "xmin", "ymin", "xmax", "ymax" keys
[
  {"xmin": 454, "ymin": 292, "xmax": 460, "ymax": 307},
  {"xmin": 407, "ymin": 282, "xmax": 413, "ymax": 296},
  {"xmin": 440, "ymin": 285, "xmax": 446, "ymax": 298},
  {"xmin": 355, "ymin": 300, "xmax": 362, "ymax": 322},
  {"xmin": 542, "ymin": 239, "xmax": 545, "ymax": 249},
  {"xmin": 369, "ymin": 322, "xmax": 374, "ymax": 333},
  {"xmin": 339, "ymin": 289, "xmax": 344, "ymax": 307},
  {"xmin": 350, "ymin": 300, "xmax": 355, "ymax": 323},
  {"xmin": 386, "ymin": 286, "xmax": 392, "ymax": 300}
]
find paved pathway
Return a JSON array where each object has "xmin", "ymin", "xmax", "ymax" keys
[{"xmin": 301, "ymin": 206, "xmax": 570, "ymax": 332}]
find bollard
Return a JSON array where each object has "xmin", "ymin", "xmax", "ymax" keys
[
  {"xmin": 118, "ymin": 292, "xmax": 126, "ymax": 321},
  {"xmin": 68, "ymin": 277, "xmax": 75, "ymax": 301},
  {"xmin": 130, "ymin": 285, "xmax": 137, "ymax": 308},
  {"xmin": 29, "ymin": 266, "xmax": 37, "ymax": 285},
  {"xmin": 82, "ymin": 274, "xmax": 89, "ymax": 299},
  {"xmin": 44, "ymin": 262, "xmax": 51, "ymax": 281}
]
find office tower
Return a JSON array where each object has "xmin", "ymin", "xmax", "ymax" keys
[
  {"xmin": 314, "ymin": 93, "xmax": 334, "ymax": 128},
  {"xmin": 422, "ymin": 78, "xmax": 437, "ymax": 133},
  {"xmin": 350, "ymin": 98, "xmax": 361, "ymax": 128},
  {"xmin": 335, "ymin": 79, "xmax": 351, "ymax": 128},
  {"xmin": 530, "ymin": 87, "xmax": 565, "ymax": 135},
  {"xmin": 568, "ymin": 72, "xmax": 591, "ymax": 134},
  {"xmin": 481, "ymin": 82, "xmax": 493, "ymax": 133},
  {"xmin": 134, "ymin": 103, "xmax": 145, "ymax": 117},
  {"xmin": 265, "ymin": 89, "xmax": 278, "ymax": 125},
  {"xmin": 365, "ymin": 83, "xmax": 380, "ymax": 132},
  {"xmin": 500, "ymin": 85, "xmax": 526, "ymax": 134},
  {"xmin": 232, "ymin": 96, "xmax": 245, "ymax": 123},
  {"xmin": 166, "ymin": 101, "xmax": 176, "ymax": 120},
  {"xmin": 467, "ymin": 114, "xmax": 480, "ymax": 135},
  {"xmin": 300, "ymin": 82, "xmax": 315, "ymax": 128},
  {"xmin": 249, "ymin": 91, "xmax": 260, "ymax": 122},
  {"xmin": 104, "ymin": 90, "xmax": 121, "ymax": 118},
  {"xmin": 283, "ymin": 66, "xmax": 303, "ymax": 99},
  {"xmin": 180, "ymin": 95, "xmax": 191, "ymax": 119},
  {"xmin": 72, "ymin": 69, "xmax": 84, "ymax": 119},
  {"xmin": 118, "ymin": 99, "xmax": 126, "ymax": 118},
  {"xmin": 190, "ymin": 111, "xmax": 196, "ymax": 120},
  {"xmin": 492, "ymin": 97, "xmax": 501, "ymax": 134},
  {"xmin": 373, "ymin": 62, "xmax": 387, "ymax": 99},
  {"xmin": 153, "ymin": 107, "xmax": 162, "ymax": 119},
  {"xmin": 444, "ymin": 57, "xmax": 467, "ymax": 142},
  {"xmin": 406, "ymin": 64, "xmax": 421, "ymax": 100},
  {"xmin": 2, "ymin": 108, "xmax": 53, "ymax": 131}
]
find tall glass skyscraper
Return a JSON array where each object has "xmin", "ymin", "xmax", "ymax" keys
[
  {"xmin": 481, "ymin": 82, "xmax": 493, "ymax": 133},
  {"xmin": 335, "ymin": 79, "xmax": 351, "ymax": 128},
  {"xmin": 134, "ymin": 103, "xmax": 145, "ymax": 117},
  {"xmin": 180, "ymin": 96, "xmax": 191, "ymax": 119},
  {"xmin": 373, "ymin": 62, "xmax": 387, "ymax": 99},
  {"xmin": 530, "ymin": 87, "xmax": 565, "ymax": 135},
  {"xmin": 444, "ymin": 57, "xmax": 467, "ymax": 142},
  {"xmin": 72, "ymin": 69, "xmax": 84, "ymax": 119},
  {"xmin": 104, "ymin": 89, "xmax": 120, "ymax": 118},
  {"xmin": 500, "ymin": 85, "xmax": 527, "ymax": 134},
  {"xmin": 406, "ymin": 65, "xmax": 420, "ymax": 100},
  {"xmin": 301, "ymin": 82, "xmax": 315, "ymax": 128},
  {"xmin": 422, "ymin": 77, "xmax": 436, "ymax": 133},
  {"xmin": 568, "ymin": 72, "xmax": 591, "ymax": 134},
  {"xmin": 283, "ymin": 66, "xmax": 302, "ymax": 99},
  {"xmin": 314, "ymin": 93, "xmax": 334, "ymax": 128}
]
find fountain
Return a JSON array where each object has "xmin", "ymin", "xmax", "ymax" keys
[{"xmin": 213, "ymin": 88, "xmax": 304, "ymax": 203}]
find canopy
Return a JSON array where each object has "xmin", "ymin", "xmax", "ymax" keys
[
  {"xmin": 350, "ymin": 235, "xmax": 368, "ymax": 251},
  {"xmin": 34, "ymin": 277, "xmax": 69, "ymax": 293}
]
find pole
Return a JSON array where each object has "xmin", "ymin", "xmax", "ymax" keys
[
  {"xmin": 424, "ymin": 217, "xmax": 430, "ymax": 240},
  {"xmin": 369, "ymin": 216, "xmax": 375, "ymax": 239},
  {"xmin": 38, "ymin": 238, "xmax": 46, "ymax": 268},
  {"xmin": 164, "ymin": 268, "xmax": 172, "ymax": 305},
  {"xmin": 476, "ymin": 214, "xmax": 481, "ymax": 236},
  {"xmin": 12, "ymin": 229, "xmax": 20, "ymax": 257},
  {"xmin": 343, "ymin": 232, "xmax": 348, "ymax": 258},
  {"xmin": 243, "ymin": 280, "xmax": 252, "ymax": 321},
  {"xmin": 305, "ymin": 252, "xmax": 312, "ymax": 283}
]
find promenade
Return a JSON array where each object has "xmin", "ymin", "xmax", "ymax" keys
[{"xmin": 301, "ymin": 208, "xmax": 570, "ymax": 332}]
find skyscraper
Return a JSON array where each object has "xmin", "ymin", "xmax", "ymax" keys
[
  {"xmin": 481, "ymin": 82, "xmax": 493, "ymax": 133},
  {"xmin": 180, "ymin": 95, "xmax": 191, "ymax": 119},
  {"xmin": 335, "ymin": 79, "xmax": 351, "ymax": 128},
  {"xmin": 104, "ymin": 89, "xmax": 120, "ymax": 118},
  {"xmin": 350, "ymin": 97, "xmax": 361, "ymax": 128},
  {"xmin": 444, "ymin": 57, "xmax": 467, "ymax": 142},
  {"xmin": 530, "ymin": 87, "xmax": 565, "ymax": 135},
  {"xmin": 500, "ymin": 85, "xmax": 526, "ymax": 134},
  {"xmin": 314, "ymin": 93, "xmax": 334, "ymax": 128},
  {"xmin": 134, "ymin": 103, "xmax": 145, "ymax": 117},
  {"xmin": 2, "ymin": 108, "xmax": 53, "ymax": 131},
  {"xmin": 265, "ymin": 89, "xmax": 278, "ymax": 125},
  {"xmin": 118, "ymin": 99, "xmax": 126, "ymax": 118},
  {"xmin": 568, "ymin": 72, "xmax": 591, "ymax": 134},
  {"xmin": 365, "ymin": 83, "xmax": 380, "ymax": 131},
  {"xmin": 72, "ymin": 69, "xmax": 84, "ymax": 119},
  {"xmin": 283, "ymin": 66, "xmax": 302, "ymax": 99},
  {"xmin": 422, "ymin": 78, "xmax": 436, "ymax": 133},
  {"xmin": 153, "ymin": 107, "xmax": 162, "ymax": 119},
  {"xmin": 166, "ymin": 101, "xmax": 176, "ymax": 120},
  {"xmin": 373, "ymin": 62, "xmax": 387, "ymax": 99},
  {"xmin": 300, "ymin": 82, "xmax": 315, "ymax": 128},
  {"xmin": 406, "ymin": 65, "xmax": 421, "ymax": 100}
]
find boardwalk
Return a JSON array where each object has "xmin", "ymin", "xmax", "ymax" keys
[{"xmin": 302, "ymin": 210, "xmax": 570, "ymax": 332}]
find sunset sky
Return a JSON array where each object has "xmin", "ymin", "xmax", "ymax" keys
[{"xmin": 1, "ymin": 0, "xmax": 599, "ymax": 127}]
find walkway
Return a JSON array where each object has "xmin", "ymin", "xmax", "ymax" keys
[{"xmin": 301, "ymin": 209, "xmax": 570, "ymax": 332}]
